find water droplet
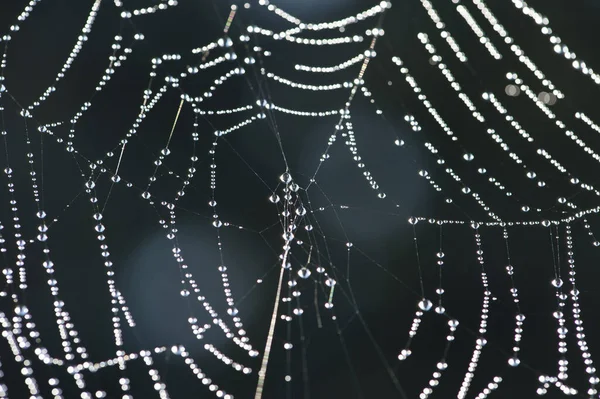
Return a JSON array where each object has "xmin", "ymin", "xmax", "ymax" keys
[
  {"xmin": 282, "ymin": 232, "xmax": 294, "ymax": 241},
  {"xmin": 508, "ymin": 356, "xmax": 521, "ymax": 367},
  {"xmin": 227, "ymin": 307, "xmax": 239, "ymax": 316},
  {"xmin": 213, "ymin": 220, "xmax": 223, "ymax": 228},
  {"xmin": 436, "ymin": 252, "xmax": 445, "ymax": 258},
  {"xmin": 269, "ymin": 194, "xmax": 280, "ymax": 203},
  {"xmin": 180, "ymin": 289, "xmax": 190, "ymax": 297},
  {"xmin": 297, "ymin": 268, "xmax": 311, "ymax": 279},
  {"xmin": 280, "ymin": 172, "xmax": 292, "ymax": 184},
  {"xmin": 557, "ymin": 326, "xmax": 568, "ymax": 335},
  {"xmin": 325, "ymin": 278, "xmax": 336, "ymax": 287},
  {"xmin": 142, "ymin": 192, "xmax": 151, "ymax": 200},
  {"xmin": 526, "ymin": 171, "xmax": 536, "ymax": 179},
  {"xmin": 85, "ymin": 181, "xmax": 96, "ymax": 189},
  {"xmin": 551, "ymin": 278, "xmax": 563, "ymax": 288},
  {"xmin": 293, "ymin": 308, "xmax": 304, "ymax": 315},
  {"xmin": 553, "ymin": 311, "xmax": 563, "ymax": 319},
  {"xmin": 15, "ymin": 305, "xmax": 29, "ymax": 316},
  {"xmin": 208, "ymin": 200, "xmax": 217, "ymax": 207},
  {"xmin": 408, "ymin": 217, "xmax": 418, "ymax": 225},
  {"xmin": 398, "ymin": 349, "xmax": 412, "ymax": 360},
  {"xmin": 463, "ymin": 153, "xmax": 474, "ymax": 161},
  {"xmin": 541, "ymin": 220, "xmax": 551, "ymax": 227},
  {"xmin": 521, "ymin": 206, "xmax": 530, "ymax": 212},
  {"xmin": 448, "ymin": 319, "xmax": 459, "ymax": 328},
  {"xmin": 295, "ymin": 206, "xmax": 307, "ymax": 216},
  {"xmin": 418, "ymin": 299, "xmax": 432, "ymax": 311}
]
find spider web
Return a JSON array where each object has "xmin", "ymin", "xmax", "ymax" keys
[{"xmin": 0, "ymin": 0, "xmax": 599, "ymax": 398}]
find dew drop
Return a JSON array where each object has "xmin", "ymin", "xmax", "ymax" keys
[
  {"xmin": 15, "ymin": 305, "xmax": 29, "ymax": 316},
  {"xmin": 418, "ymin": 299, "xmax": 433, "ymax": 311},
  {"xmin": 269, "ymin": 194, "xmax": 280, "ymax": 203},
  {"xmin": 280, "ymin": 172, "xmax": 292, "ymax": 184},
  {"xmin": 297, "ymin": 268, "xmax": 311, "ymax": 279},
  {"xmin": 227, "ymin": 307, "xmax": 239, "ymax": 316},
  {"xmin": 551, "ymin": 278, "xmax": 563, "ymax": 288}
]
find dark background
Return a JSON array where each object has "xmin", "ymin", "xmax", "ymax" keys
[{"xmin": 1, "ymin": 0, "xmax": 600, "ymax": 398}]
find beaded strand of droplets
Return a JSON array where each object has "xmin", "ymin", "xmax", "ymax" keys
[
  {"xmin": 0, "ymin": 4, "xmax": 396, "ymax": 397},
  {"xmin": 471, "ymin": 227, "xmax": 527, "ymax": 399},
  {"xmin": 8, "ymin": 58, "xmax": 247, "ymax": 398},
  {"xmin": 419, "ymin": 0, "xmax": 467, "ymax": 62},
  {"xmin": 481, "ymin": 91, "xmax": 594, "ymax": 210},
  {"xmin": 82, "ymin": 113, "xmax": 239, "ymax": 397},
  {"xmin": 416, "ymin": 32, "xmax": 551, "ymax": 209},
  {"xmin": 511, "ymin": 0, "xmax": 600, "ymax": 86},
  {"xmin": 457, "ymin": 225, "xmax": 491, "ymax": 399},
  {"xmin": 27, "ymin": 0, "xmax": 103, "ymax": 112},
  {"xmin": 565, "ymin": 224, "xmax": 599, "ymax": 398},
  {"xmin": 453, "ymin": 2, "xmax": 502, "ymax": 59},
  {"xmin": 418, "ymin": 226, "xmax": 458, "ymax": 399},
  {"xmin": 392, "ymin": 56, "xmax": 501, "ymax": 221},
  {"xmin": 506, "ymin": 72, "xmax": 600, "ymax": 180},
  {"xmin": 397, "ymin": 220, "xmax": 433, "ymax": 362},
  {"xmin": 470, "ymin": 0, "xmax": 563, "ymax": 99},
  {"xmin": 418, "ymin": 318, "xmax": 459, "ymax": 399},
  {"xmin": 503, "ymin": 228, "xmax": 525, "ymax": 368},
  {"xmin": 536, "ymin": 224, "xmax": 578, "ymax": 396},
  {"xmin": 0, "ymin": 93, "xmax": 88, "ymax": 397},
  {"xmin": 357, "ymin": 85, "xmax": 465, "ymax": 210}
]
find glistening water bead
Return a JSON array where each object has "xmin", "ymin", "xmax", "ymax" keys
[
  {"xmin": 297, "ymin": 268, "xmax": 311, "ymax": 279},
  {"xmin": 418, "ymin": 299, "xmax": 433, "ymax": 311},
  {"xmin": 279, "ymin": 172, "xmax": 292, "ymax": 184}
]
